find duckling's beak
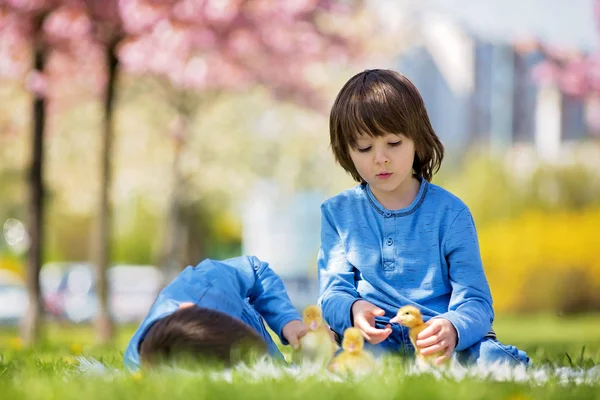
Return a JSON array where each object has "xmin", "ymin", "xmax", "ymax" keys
[
  {"xmin": 389, "ymin": 315, "xmax": 400, "ymax": 324},
  {"xmin": 310, "ymin": 321, "xmax": 318, "ymax": 330},
  {"xmin": 348, "ymin": 343, "xmax": 356, "ymax": 352}
]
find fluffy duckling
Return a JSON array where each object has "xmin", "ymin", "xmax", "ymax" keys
[
  {"xmin": 294, "ymin": 305, "xmax": 338, "ymax": 364},
  {"xmin": 327, "ymin": 327, "xmax": 375, "ymax": 376},
  {"xmin": 390, "ymin": 305, "xmax": 446, "ymax": 365}
]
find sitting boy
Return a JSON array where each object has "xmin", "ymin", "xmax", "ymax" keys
[{"xmin": 123, "ymin": 256, "xmax": 308, "ymax": 370}]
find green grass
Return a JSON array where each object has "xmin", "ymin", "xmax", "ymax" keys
[
  {"xmin": 0, "ymin": 313, "xmax": 599, "ymax": 400},
  {"xmin": 493, "ymin": 312, "xmax": 600, "ymax": 368}
]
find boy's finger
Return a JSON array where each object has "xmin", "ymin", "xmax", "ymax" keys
[
  {"xmin": 354, "ymin": 319, "xmax": 372, "ymax": 340},
  {"xmin": 435, "ymin": 355, "xmax": 447, "ymax": 366},
  {"xmin": 372, "ymin": 308, "xmax": 385, "ymax": 316},
  {"xmin": 297, "ymin": 327, "xmax": 309, "ymax": 338},
  {"xmin": 361, "ymin": 324, "xmax": 387, "ymax": 335},
  {"xmin": 365, "ymin": 326, "xmax": 392, "ymax": 340},
  {"xmin": 435, "ymin": 347, "xmax": 453, "ymax": 366},
  {"xmin": 287, "ymin": 335, "xmax": 299, "ymax": 350},
  {"xmin": 416, "ymin": 322, "xmax": 440, "ymax": 340},
  {"xmin": 444, "ymin": 346, "xmax": 453, "ymax": 359},
  {"xmin": 419, "ymin": 342, "xmax": 444, "ymax": 355},
  {"xmin": 416, "ymin": 334, "xmax": 441, "ymax": 348},
  {"xmin": 365, "ymin": 328, "xmax": 392, "ymax": 344}
]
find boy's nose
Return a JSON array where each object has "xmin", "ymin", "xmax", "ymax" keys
[{"xmin": 374, "ymin": 149, "xmax": 389, "ymax": 165}]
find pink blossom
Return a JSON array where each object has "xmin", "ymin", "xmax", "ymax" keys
[
  {"xmin": 117, "ymin": 35, "xmax": 152, "ymax": 72},
  {"xmin": 560, "ymin": 58, "xmax": 590, "ymax": 97},
  {"xmin": 531, "ymin": 61, "xmax": 561, "ymax": 86},
  {"xmin": 0, "ymin": 9, "xmax": 30, "ymax": 78},
  {"xmin": 588, "ymin": 55, "xmax": 600, "ymax": 92},
  {"xmin": 43, "ymin": 4, "xmax": 92, "ymax": 43},
  {"xmin": 2, "ymin": 0, "xmax": 52, "ymax": 13},
  {"xmin": 118, "ymin": 0, "xmax": 173, "ymax": 34},
  {"xmin": 3, "ymin": 0, "xmax": 359, "ymax": 112}
]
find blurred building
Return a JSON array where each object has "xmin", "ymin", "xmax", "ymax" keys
[
  {"xmin": 384, "ymin": 0, "xmax": 598, "ymax": 161},
  {"xmin": 241, "ymin": 180, "xmax": 323, "ymax": 309}
]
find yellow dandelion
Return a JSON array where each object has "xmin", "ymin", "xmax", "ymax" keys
[
  {"xmin": 9, "ymin": 337, "xmax": 24, "ymax": 350},
  {"xmin": 70, "ymin": 343, "xmax": 83, "ymax": 355},
  {"xmin": 131, "ymin": 371, "xmax": 143, "ymax": 381}
]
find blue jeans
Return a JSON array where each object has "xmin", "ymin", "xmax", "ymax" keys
[{"xmin": 454, "ymin": 337, "xmax": 530, "ymax": 367}]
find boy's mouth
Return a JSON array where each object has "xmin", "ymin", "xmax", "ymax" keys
[{"xmin": 376, "ymin": 172, "xmax": 392, "ymax": 179}]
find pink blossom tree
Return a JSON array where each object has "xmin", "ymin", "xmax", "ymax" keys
[
  {"xmin": 1, "ymin": 0, "xmax": 361, "ymax": 344},
  {"xmin": 116, "ymin": 0, "xmax": 359, "ymax": 281},
  {"xmin": 0, "ymin": 0, "xmax": 57, "ymax": 345},
  {"xmin": 0, "ymin": 0, "xmax": 120, "ymax": 343}
]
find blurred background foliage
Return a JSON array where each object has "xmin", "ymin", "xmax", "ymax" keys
[
  {"xmin": 0, "ymin": 0, "xmax": 599, "ymax": 328},
  {"xmin": 3, "ymin": 124, "xmax": 600, "ymax": 314},
  {"xmin": 437, "ymin": 149, "xmax": 600, "ymax": 313}
]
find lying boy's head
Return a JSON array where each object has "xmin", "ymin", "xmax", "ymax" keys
[
  {"xmin": 329, "ymin": 69, "xmax": 444, "ymax": 182},
  {"xmin": 139, "ymin": 305, "xmax": 268, "ymax": 367}
]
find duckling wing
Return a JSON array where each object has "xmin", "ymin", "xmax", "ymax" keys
[{"xmin": 298, "ymin": 331, "xmax": 335, "ymax": 362}]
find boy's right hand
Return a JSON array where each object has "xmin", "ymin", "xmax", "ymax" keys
[
  {"xmin": 351, "ymin": 300, "xmax": 392, "ymax": 344},
  {"xmin": 282, "ymin": 320, "xmax": 309, "ymax": 350}
]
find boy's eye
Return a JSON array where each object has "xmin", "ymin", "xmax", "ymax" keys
[
  {"xmin": 357, "ymin": 146, "xmax": 371, "ymax": 153},
  {"xmin": 389, "ymin": 141, "xmax": 402, "ymax": 147}
]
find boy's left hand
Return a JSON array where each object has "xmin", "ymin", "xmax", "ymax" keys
[
  {"xmin": 415, "ymin": 318, "xmax": 457, "ymax": 365},
  {"xmin": 282, "ymin": 320, "xmax": 309, "ymax": 350}
]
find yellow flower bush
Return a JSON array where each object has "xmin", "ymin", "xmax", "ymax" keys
[{"xmin": 480, "ymin": 207, "xmax": 600, "ymax": 313}]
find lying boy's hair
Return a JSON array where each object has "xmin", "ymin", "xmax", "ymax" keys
[
  {"xmin": 139, "ymin": 305, "xmax": 268, "ymax": 367},
  {"xmin": 330, "ymin": 69, "xmax": 444, "ymax": 182}
]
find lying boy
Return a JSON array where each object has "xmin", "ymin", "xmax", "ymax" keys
[{"xmin": 123, "ymin": 256, "xmax": 308, "ymax": 370}]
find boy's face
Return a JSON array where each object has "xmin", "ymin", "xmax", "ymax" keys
[{"xmin": 349, "ymin": 132, "xmax": 417, "ymax": 206}]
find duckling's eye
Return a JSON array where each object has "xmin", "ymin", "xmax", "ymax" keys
[{"xmin": 404, "ymin": 312, "xmax": 410, "ymax": 315}]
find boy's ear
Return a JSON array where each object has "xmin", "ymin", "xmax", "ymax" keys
[{"xmin": 178, "ymin": 302, "xmax": 196, "ymax": 309}]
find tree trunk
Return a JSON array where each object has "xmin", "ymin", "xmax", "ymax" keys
[
  {"xmin": 94, "ymin": 42, "xmax": 118, "ymax": 344},
  {"xmin": 183, "ymin": 204, "xmax": 205, "ymax": 269},
  {"xmin": 21, "ymin": 35, "xmax": 46, "ymax": 346},
  {"xmin": 160, "ymin": 115, "xmax": 187, "ymax": 283}
]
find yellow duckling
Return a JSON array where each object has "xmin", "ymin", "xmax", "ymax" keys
[
  {"xmin": 294, "ymin": 305, "xmax": 338, "ymax": 364},
  {"xmin": 389, "ymin": 305, "xmax": 446, "ymax": 365},
  {"xmin": 327, "ymin": 327, "xmax": 376, "ymax": 376}
]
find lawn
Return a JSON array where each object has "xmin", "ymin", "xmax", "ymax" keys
[{"xmin": 0, "ymin": 313, "xmax": 599, "ymax": 400}]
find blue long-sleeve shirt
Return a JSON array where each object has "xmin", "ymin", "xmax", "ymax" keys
[
  {"xmin": 317, "ymin": 179, "xmax": 494, "ymax": 352},
  {"xmin": 124, "ymin": 256, "xmax": 301, "ymax": 370}
]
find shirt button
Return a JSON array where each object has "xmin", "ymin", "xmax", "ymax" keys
[
  {"xmin": 384, "ymin": 212, "xmax": 392, "ymax": 217},
  {"xmin": 386, "ymin": 238, "xmax": 393, "ymax": 246}
]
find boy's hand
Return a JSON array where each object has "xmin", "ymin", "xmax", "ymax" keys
[
  {"xmin": 415, "ymin": 318, "xmax": 457, "ymax": 365},
  {"xmin": 282, "ymin": 320, "xmax": 309, "ymax": 350},
  {"xmin": 351, "ymin": 300, "xmax": 392, "ymax": 344}
]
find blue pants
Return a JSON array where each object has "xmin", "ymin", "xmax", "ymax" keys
[{"xmin": 454, "ymin": 337, "xmax": 530, "ymax": 367}]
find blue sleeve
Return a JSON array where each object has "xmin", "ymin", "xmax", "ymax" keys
[
  {"xmin": 437, "ymin": 207, "xmax": 494, "ymax": 351},
  {"xmin": 317, "ymin": 204, "xmax": 360, "ymax": 336},
  {"xmin": 227, "ymin": 256, "xmax": 301, "ymax": 345}
]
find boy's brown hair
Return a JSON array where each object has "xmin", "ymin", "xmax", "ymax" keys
[
  {"xmin": 139, "ymin": 305, "xmax": 268, "ymax": 367},
  {"xmin": 329, "ymin": 69, "xmax": 444, "ymax": 182}
]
